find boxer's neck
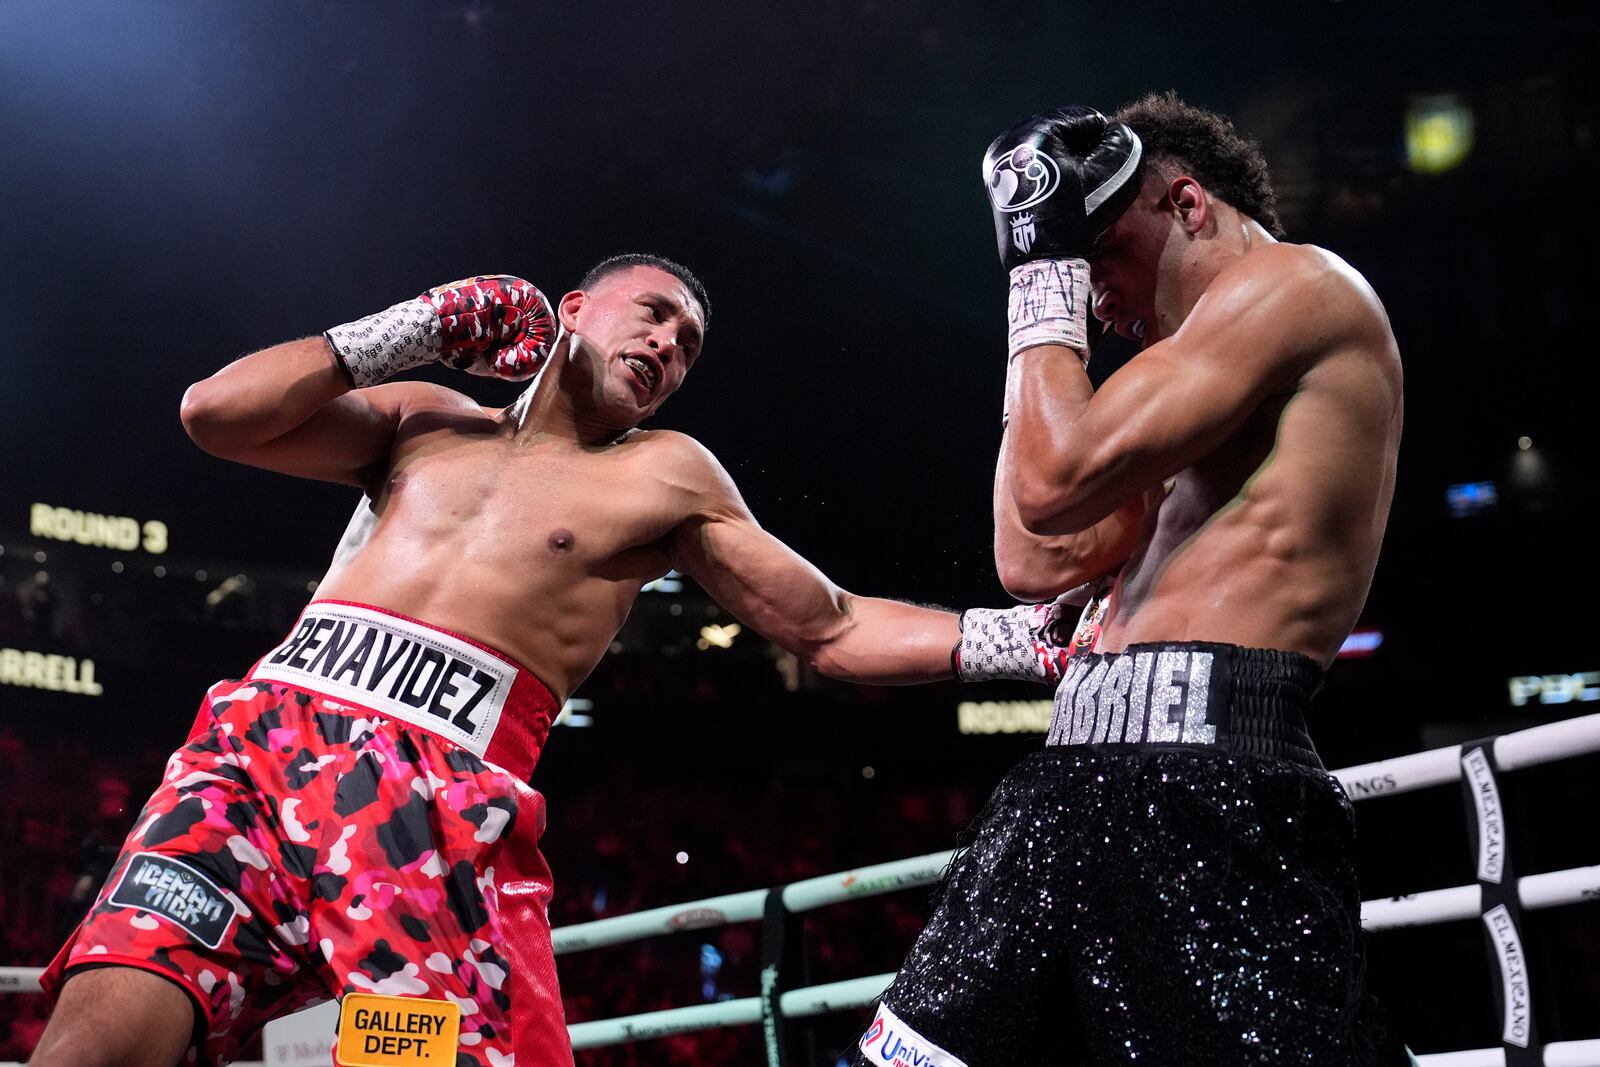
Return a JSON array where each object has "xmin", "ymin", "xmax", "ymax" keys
[
  {"xmin": 1156, "ymin": 209, "xmax": 1277, "ymax": 337},
  {"xmin": 504, "ymin": 335, "xmax": 636, "ymax": 447}
]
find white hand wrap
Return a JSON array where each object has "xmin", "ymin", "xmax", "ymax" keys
[
  {"xmin": 954, "ymin": 601, "xmax": 1069, "ymax": 685},
  {"xmin": 1006, "ymin": 257, "xmax": 1090, "ymax": 366},
  {"xmin": 325, "ymin": 298, "xmax": 442, "ymax": 388}
]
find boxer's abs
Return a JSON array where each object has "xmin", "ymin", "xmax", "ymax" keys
[
  {"xmin": 315, "ymin": 557, "xmax": 638, "ymax": 702},
  {"xmin": 1104, "ymin": 445, "xmax": 1382, "ymax": 666},
  {"xmin": 1100, "ymin": 355, "xmax": 1396, "ymax": 665}
]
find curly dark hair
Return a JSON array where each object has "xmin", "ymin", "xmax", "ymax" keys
[
  {"xmin": 1113, "ymin": 92, "xmax": 1285, "ymax": 239},
  {"xmin": 579, "ymin": 253, "xmax": 711, "ymax": 330}
]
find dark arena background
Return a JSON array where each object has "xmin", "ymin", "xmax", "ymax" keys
[{"xmin": 2, "ymin": 2, "xmax": 1597, "ymax": 1064}]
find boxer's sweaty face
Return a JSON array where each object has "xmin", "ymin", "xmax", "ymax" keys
[
  {"xmin": 566, "ymin": 265, "xmax": 705, "ymax": 425},
  {"xmin": 1088, "ymin": 177, "xmax": 1170, "ymax": 348}
]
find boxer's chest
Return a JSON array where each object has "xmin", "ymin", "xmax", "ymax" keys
[{"xmin": 379, "ymin": 432, "xmax": 678, "ymax": 567}]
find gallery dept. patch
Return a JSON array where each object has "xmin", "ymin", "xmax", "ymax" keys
[
  {"xmin": 337, "ymin": 993, "xmax": 461, "ymax": 1067},
  {"xmin": 107, "ymin": 853, "xmax": 238, "ymax": 950}
]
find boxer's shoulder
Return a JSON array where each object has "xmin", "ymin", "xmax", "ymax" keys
[
  {"xmin": 607, "ymin": 426, "xmax": 706, "ymax": 462},
  {"xmin": 1250, "ymin": 244, "xmax": 1400, "ymax": 381},
  {"xmin": 1187, "ymin": 242, "xmax": 1391, "ymax": 364},
  {"xmin": 607, "ymin": 428, "xmax": 734, "ymax": 495},
  {"xmin": 366, "ymin": 378, "xmax": 484, "ymax": 409},
  {"xmin": 1230, "ymin": 243, "xmax": 1386, "ymax": 326},
  {"xmin": 1212, "ymin": 241, "xmax": 1341, "ymax": 301},
  {"xmin": 617, "ymin": 428, "xmax": 713, "ymax": 460}
]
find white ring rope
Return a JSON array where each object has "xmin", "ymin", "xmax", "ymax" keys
[
  {"xmin": 552, "ymin": 888, "xmax": 767, "ymax": 954},
  {"xmin": 0, "ymin": 968, "xmax": 40, "ymax": 994},
  {"xmin": 1415, "ymin": 1042, "xmax": 1600, "ymax": 1067},
  {"xmin": 551, "ymin": 852, "xmax": 957, "ymax": 955},
  {"xmin": 4, "ymin": 713, "xmax": 1599, "ymax": 1064},
  {"xmin": 1363, "ymin": 864, "xmax": 1600, "ymax": 931},
  {"xmin": 1334, "ymin": 713, "xmax": 1600, "ymax": 799}
]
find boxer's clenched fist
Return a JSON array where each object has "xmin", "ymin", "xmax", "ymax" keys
[
  {"xmin": 982, "ymin": 106, "xmax": 1142, "ymax": 362},
  {"xmin": 954, "ymin": 595, "xmax": 1081, "ymax": 685},
  {"xmin": 326, "ymin": 275, "xmax": 557, "ymax": 388}
]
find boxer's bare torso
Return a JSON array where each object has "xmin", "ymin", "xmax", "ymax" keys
[
  {"xmin": 183, "ymin": 263, "xmax": 961, "ymax": 703},
  {"xmin": 1007, "ymin": 235, "xmax": 1402, "ymax": 666},
  {"xmin": 28, "ymin": 262, "xmax": 970, "ymax": 1067},
  {"xmin": 317, "ymin": 393, "xmax": 722, "ymax": 700},
  {"xmin": 1106, "ymin": 245, "xmax": 1401, "ymax": 660}
]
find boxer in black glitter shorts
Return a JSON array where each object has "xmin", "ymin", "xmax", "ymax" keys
[
  {"xmin": 858, "ymin": 94, "xmax": 1413, "ymax": 1064},
  {"xmin": 860, "ymin": 643, "xmax": 1404, "ymax": 1065}
]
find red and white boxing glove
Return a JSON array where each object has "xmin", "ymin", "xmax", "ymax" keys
[
  {"xmin": 325, "ymin": 275, "xmax": 557, "ymax": 388},
  {"xmin": 954, "ymin": 579, "xmax": 1113, "ymax": 685}
]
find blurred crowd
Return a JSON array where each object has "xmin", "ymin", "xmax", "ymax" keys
[{"xmin": 0, "ymin": 728, "xmax": 150, "ymax": 1061}]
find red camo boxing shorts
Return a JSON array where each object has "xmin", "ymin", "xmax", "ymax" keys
[{"xmin": 41, "ymin": 601, "xmax": 576, "ymax": 1067}]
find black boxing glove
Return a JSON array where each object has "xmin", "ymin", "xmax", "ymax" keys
[{"xmin": 982, "ymin": 106, "xmax": 1143, "ymax": 362}]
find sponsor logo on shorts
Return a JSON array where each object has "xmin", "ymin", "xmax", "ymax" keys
[
  {"xmin": 859, "ymin": 1002, "xmax": 969, "ymax": 1067},
  {"xmin": 1047, "ymin": 649, "xmax": 1216, "ymax": 747},
  {"xmin": 107, "ymin": 853, "xmax": 238, "ymax": 949},
  {"xmin": 253, "ymin": 604, "xmax": 512, "ymax": 759},
  {"xmin": 337, "ymin": 992, "xmax": 461, "ymax": 1067}
]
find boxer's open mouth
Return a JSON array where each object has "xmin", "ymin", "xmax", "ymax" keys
[{"xmin": 622, "ymin": 354, "xmax": 660, "ymax": 393}]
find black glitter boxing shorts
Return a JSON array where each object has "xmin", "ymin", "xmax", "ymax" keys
[{"xmin": 856, "ymin": 642, "xmax": 1410, "ymax": 1067}]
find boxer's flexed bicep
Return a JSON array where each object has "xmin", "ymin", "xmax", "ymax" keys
[
  {"xmin": 1011, "ymin": 246, "xmax": 1344, "ymax": 534},
  {"xmin": 181, "ymin": 334, "xmax": 448, "ymax": 486}
]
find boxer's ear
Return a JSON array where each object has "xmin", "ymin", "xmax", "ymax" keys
[
  {"xmin": 1167, "ymin": 176, "xmax": 1208, "ymax": 235},
  {"xmin": 558, "ymin": 289, "xmax": 587, "ymax": 331}
]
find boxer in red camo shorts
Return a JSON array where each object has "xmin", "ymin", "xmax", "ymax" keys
[
  {"xmin": 42, "ymin": 602, "xmax": 565, "ymax": 1066},
  {"xmin": 32, "ymin": 258, "xmax": 1094, "ymax": 1067}
]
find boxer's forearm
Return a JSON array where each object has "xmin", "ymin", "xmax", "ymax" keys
[
  {"xmin": 1005, "ymin": 345, "xmax": 1108, "ymax": 533},
  {"xmin": 809, "ymin": 595, "xmax": 960, "ymax": 685},
  {"xmin": 993, "ymin": 422, "xmax": 1135, "ymax": 600}
]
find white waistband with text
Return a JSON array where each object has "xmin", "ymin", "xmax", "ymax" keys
[{"xmin": 252, "ymin": 603, "xmax": 513, "ymax": 759}]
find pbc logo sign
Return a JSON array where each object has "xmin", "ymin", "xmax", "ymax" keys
[{"xmin": 1507, "ymin": 672, "xmax": 1600, "ymax": 707}]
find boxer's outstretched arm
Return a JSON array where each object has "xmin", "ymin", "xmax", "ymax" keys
[
  {"xmin": 992, "ymin": 420, "xmax": 1142, "ymax": 600},
  {"xmin": 664, "ymin": 440, "xmax": 958, "ymax": 685},
  {"xmin": 180, "ymin": 336, "xmax": 466, "ymax": 486},
  {"xmin": 1008, "ymin": 246, "xmax": 1339, "ymax": 534}
]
